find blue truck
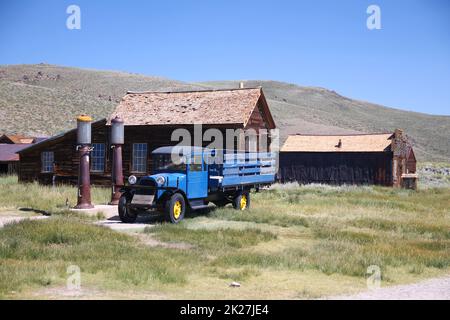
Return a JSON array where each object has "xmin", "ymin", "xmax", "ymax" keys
[{"xmin": 118, "ymin": 146, "xmax": 277, "ymax": 223}]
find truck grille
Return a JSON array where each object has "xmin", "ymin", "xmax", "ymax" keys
[{"xmin": 136, "ymin": 178, "xmax": 156, "ymax": 195}]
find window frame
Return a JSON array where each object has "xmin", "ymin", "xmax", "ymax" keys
[
  {"xmin": 41, "ymin": 151, "xmax": 54, "ymax": 173},
  {"xmin": 91, "ymin": 143, "xmax": 106, "ymax": 173},
  {"xmin": 132, "ymin": 143, "xmax": 148, "ymax": 173}
]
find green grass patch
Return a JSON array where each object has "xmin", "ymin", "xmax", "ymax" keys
[
  {"xmin": 209, "ymin": 207, "xmax": 310, "ymax": 228},
  {"xmin": 146, "ymin": 223, "xmax": 276, "ymax": 252},
  {"xmin": 213, "ymin": 248, "xmax": 307, "ymax": 270},
  {"xmin": 351, "ymin": 217, "xmax": 450, "ymax": 240}
]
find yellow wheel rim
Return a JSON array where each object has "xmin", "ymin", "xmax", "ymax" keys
[
  {"xmin": 173, "ymin": 201, "xmax": 182, "ymax": 219},
  {"xmin": 240, "ymin": 195, "xmax": 247, "ymax": 210}
]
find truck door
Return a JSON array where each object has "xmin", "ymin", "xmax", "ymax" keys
[{"xmin": 187, "ymin": 154, "xmax": 208, "ymax": 199}]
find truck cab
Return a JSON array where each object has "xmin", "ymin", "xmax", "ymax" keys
[{"xmin": 118, "ymin": 146, "xmax": 276, "ymax": 223}]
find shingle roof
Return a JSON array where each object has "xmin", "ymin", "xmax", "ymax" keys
[
  {"xmin": 281, "ymin": 133, "xmax": 394, "ymax": 152},
  {"xmin": 108, "ymin": 88, "xmax": 266, "ymax": 126},
  {"xmin": 0, "ymin": 144, "xmax": 33, "ymax": 161}
]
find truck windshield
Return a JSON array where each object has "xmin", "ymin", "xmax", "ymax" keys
[{"xmin": 153, "ymin": 154, "xmax": 186, "ymax": 171}]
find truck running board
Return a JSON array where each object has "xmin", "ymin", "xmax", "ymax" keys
[{"xmin": 189, "ymin": 199, "xmax": 209, "ymax": 211}]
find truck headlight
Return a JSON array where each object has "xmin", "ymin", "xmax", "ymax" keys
[
  {"xmin": 128, "ymin": 175, "xmax": 137, "ymax": 185},
  {"xmin": 155, "ymin": 175, "xmax": 166, "ymax": 185}
]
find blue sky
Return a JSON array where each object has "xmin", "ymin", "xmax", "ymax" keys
[{"xmin": 0, "ymin": 0, "xmax": 449, "ymax": 115}]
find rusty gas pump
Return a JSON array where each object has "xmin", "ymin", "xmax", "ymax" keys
[
  {"xmin": 75, "ymin": 115, "xmax": 94, "ymax": 209},
  {"xmin": 109, "ymin": 116, "xmax": 124, "ymax": 205}
]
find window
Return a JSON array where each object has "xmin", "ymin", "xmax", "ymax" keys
[
  {"xmin": 245, "ymin": 133, "xmax": 257, "ymax": 153},
  {"xmin": 41, "ymin": 151, "xmax": 54, "ymax": 173},
  {"xmin": 154, "ymin": 154, "xmax": 186, "ymax": 171},
  {"xmin": 91, "ymin": 143, "xmax": 105, "ymax": 172},
  {"xmin": 132, "ymin": 143, "xmax": 147, "ymax": 172},
  {"xmin": 189, "ymin": 155, "xmax": 203, "ymax": 172}
]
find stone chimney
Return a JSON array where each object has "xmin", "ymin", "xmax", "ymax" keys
[
  {"xmin": 239, "ymin": 81, "xmax": 244, "ymax": 89},
  {"xmin": 394, "ymin": 128, "xmax": 404, "ymax": 138}
]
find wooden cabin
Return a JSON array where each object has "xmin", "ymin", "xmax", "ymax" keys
[
  {"xmin": 17, "ymin": 88, "xmax": 276, "ymax": 185},
  {"xmin": 278, "ymin": 129, "xmax": 417, "ymax": 187}
]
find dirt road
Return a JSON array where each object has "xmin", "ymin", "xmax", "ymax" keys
[{"xmin": 328, "ymin": 275, "xmax": 450, "ymax": 300}]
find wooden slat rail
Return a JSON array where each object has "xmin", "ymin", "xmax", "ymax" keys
[{"xmin": 219, "ymin": 152, "xmax": 277, "ymax": 179}]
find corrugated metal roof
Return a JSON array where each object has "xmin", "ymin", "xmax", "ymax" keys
[
  {"xmin": 108, "ymin": 88, "xmax": 263, "ymax": 126},
  {"xmin": 281, "ymin": 133, "xmax": 393, "ymax": 152},
  {"xmin": 0, "ymin": 144, "xmax": 33, "ymax": 161},
  {"xmin": 17, "ymin": 119, "xmax": 105, "ymax": 154}
]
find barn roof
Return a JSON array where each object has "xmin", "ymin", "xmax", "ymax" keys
[
  {"xmin": 0, "ymin": 144, "xmax": 33, "ymax": 161},
  {"xmin": 0, "ymin": 134, "xmax": 35, "ymax": 144},
  {"xmin": 280, "ymin": 133, "xmax": 394, "ymax": 152},
  {"xmin": 108, "ymin": 88, "xmax": 275, "ymax": 128}
]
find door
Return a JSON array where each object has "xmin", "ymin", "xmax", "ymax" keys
[{"xmin": 187, "ymin": 154, "xmax": 208, "ymax": 199}]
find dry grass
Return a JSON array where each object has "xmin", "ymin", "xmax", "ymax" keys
[
  {"xmin": 0, "ymin": 176, "xmax": 449, "ymax": 299},
  {"xmin": 0, "ymin": 175, "xmax": 110, "ymax": 215},
  {"xmin": 0, "ymin": 218, "xmax": 199, "ymax": 296}
]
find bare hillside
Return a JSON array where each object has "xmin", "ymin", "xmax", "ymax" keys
[{"xmin": 0, "ymin": 64, "xmax": 203, "ymax": 136}]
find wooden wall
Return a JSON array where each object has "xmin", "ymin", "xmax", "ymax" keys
[
  {"xmin": 18, "ymin": 121, "xmax": 111, "ymax": 185},
  {"xmin": 279, "ymin": 152, "xmax": 394, "ymax": 186},
  {"xmin": 0, "ymin": 162, "xmax": 18, "ymax": 175}
]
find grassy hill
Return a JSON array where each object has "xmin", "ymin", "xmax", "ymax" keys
[{"xmin": 1, "ymin": 64, "xmax": 449, "ymax": 161}]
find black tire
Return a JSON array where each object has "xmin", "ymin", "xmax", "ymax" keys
[
  {"xmin": 165, "ymin": 193, "xmax": 186, "ymax": 223},
  {"xmin": 118, "ymin": 194, "xmax": 138, "ymax": 223},
  {"xmin": 232, "ymin": 190, "xmax": 250, "ymax": 211}
]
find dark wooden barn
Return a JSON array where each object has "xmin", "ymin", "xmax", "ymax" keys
[
  {"xmin": 278, "ymin": 129, "xmax": 417, "ymax": 187},
  {"xmin": 17, "ymin": 87, "xmax": 276, "ymax": 185}
]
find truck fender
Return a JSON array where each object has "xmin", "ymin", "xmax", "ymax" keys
[
  {"xmin": 120, "ymin": 189, "xmax": 134, "ymax": 199},
  {"xmin": 158, "ymin": 189, "xmax": 190, "ymax": 209}
]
